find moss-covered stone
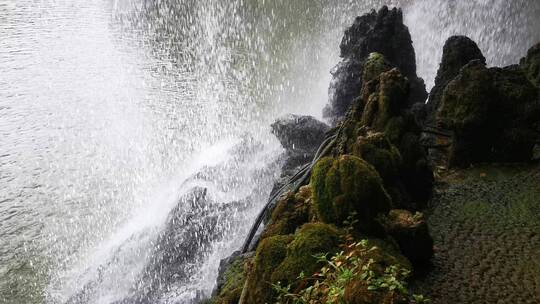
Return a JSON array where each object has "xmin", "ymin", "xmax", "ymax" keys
[
  {"xmin": 438, "ymin": 60, "xmax": 539, "ymax": 167},
  {"xmin": 262, "ymin": 187, "xmax": 311, "ymax": 238},
  {"xmin": 352, "ymin": 131, "xmax": 402, "ymax": 182},
  {"xmin": 209, "ymin": 253, "xmax": 251, "ymax": 304},
  {"xmin": 425, "ymin": 35, "xmax": 486, "ymax": 123},
  {"xmin": 242, "ymin": 235, "xmax": 294, "ymax": 303},
  {"xmin": 310, "ymin": 155, "xmax": 392, "ymax": 233},
  {"xmin": 361, "ymin": 68, "xmax": 410, "ymax": 131},
  {"xmin": 362, "ymin": 52, "xmax": 393, "ymax": 85},
  {"xmin": 271, "ymin": 223, "xmax": 342, "ymax": 285}
]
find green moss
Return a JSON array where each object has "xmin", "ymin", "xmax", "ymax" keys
[
  {"xmin": 310, "ymin": 155, "xmax": 392, "ymax": 233},
  {"xmin": 361, "ymin": 69, "xmax": 409, "ymax": 131},
  {"xmin": 363, "ymin": 52, "xmax": 393, "ymax": 83},
  {"xmin": 262, "ymin": 187, "xmax": 311, "ymax": 238},
  {"xmin": 352, "ymin": 132, "xmax": 402, "ymax": 182},
  {"xmin": 271, "ymin": 223, "xmax": 342, "ymax": 285},
  {"xmin": 243, "ymin": 235, "xmax": 294, "ymax": 303},
  {"xmin": 383, "ymin": 116, "xmax": 406, "ymax": 144},
  {"xmin": 438, "ymin": 61, "xmax": 539, "ymax": 167},
  {"xmin": 210, "ymin": 256, "xmax": 249, "ymax": 304}
]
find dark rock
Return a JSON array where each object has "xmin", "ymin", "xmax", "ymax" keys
[
  {"xmin": 271, "ymin": 114, "xmax": 330, "ymax": 152},
  {"xmin": 437, "ymin": 60, "xmax": 540, "ymax": 167},
  {"xmin": 123, "ymin": 187, "xmax": 249, "ymax": 303},
  {"xmin": 324, "ymin": 6, "xmax": 427, "ymax": 125},
  {"xmin": 381, "ymin": 209, "xmax": 434, "ymax": 265},
  {"xmin": 425, "ymin": 36, "xmax": 486, "ymax": 124},
  {"xmin": 271, "ymin": 114, "xmax": 330, "ymax": 172},
  {"xmin": 209, "ymin": 251, "xmax": 253, "ymax": 304},
  {"xmin": 520, "ymin": 42, "xmax": 540, "ymax": 87}
]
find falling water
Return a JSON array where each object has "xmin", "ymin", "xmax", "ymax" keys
[{"xmin": 0, "ymin": 0, "xmax": 538, "ymax": 303}]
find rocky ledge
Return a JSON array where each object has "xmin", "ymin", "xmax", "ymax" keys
[{"xmin": 205, "ymin": 5, "xmax": 540, "ymax": 304}]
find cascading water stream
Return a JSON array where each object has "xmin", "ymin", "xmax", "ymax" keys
[{"xmin": 0, "ymin": 0, "xmax": 538, "ymax": 303}]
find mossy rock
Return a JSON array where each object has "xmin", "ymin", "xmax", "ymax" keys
[
  {"xmin": 310, "ymin": 155, "xmax": 392, "ymax": 233},
  {"xmin": 262, "ymin": 186, "xmax": 312, "ymax": 238},
  {"xmin": 438, "ymin": 60, "xmax": 539, "ymax": 167},
  {"xmin": 362, "ymin": 52, "xmax": 393, "ymax": 84},
  {"xmin": 271, "ymin": 223, "xmax": 342, "ymax": 286},
  {"xmin": 242, "ymin": 235, "xmax": 294, "ymax": 303},
  {"xmin": 352, "ymin": 131, "xmax": 402, "ymax": 182},
  {"xmin": 209, "ymin": 253, "xmax": 251, "ymax": 304},
  {"xmin": 361, "ymin": 68, "xmax": 409, "ymax": 131}
]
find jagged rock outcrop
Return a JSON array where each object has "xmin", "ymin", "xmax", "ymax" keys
[
  {"xmin": 424, "ymin": 36, "xmax": 486, "ymax": 124},
  {"xmin": 437, "ymin": 60, "xmax": 540, "ymax": 167},
  {"xmin": 324, "ymin": 6, "xmax": 427, "ymax": 125},
  {"xmin": 334, "ymin": 61, "xmax": 433, "ymax": 210}
]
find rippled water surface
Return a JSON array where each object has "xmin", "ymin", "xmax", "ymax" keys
[{"xmin": 1, "ymin": 0, "xmax": 538, "ymax": 303}]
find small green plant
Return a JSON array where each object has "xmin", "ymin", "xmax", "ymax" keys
[
  {"xmin": 272, "ymin": 239, "xmax": 429, "ymax": 304},
  {"xmin": 412, "ymin": 294, "xmax": 431, "ymax": 303}
]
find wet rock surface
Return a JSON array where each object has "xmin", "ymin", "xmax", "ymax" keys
[{"xmin": 412, "ymin": 163, "xmax": 540, "ymax": 304}]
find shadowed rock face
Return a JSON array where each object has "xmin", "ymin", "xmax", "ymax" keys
[
  {"xmin": 425, "ymin": 36, "xmax": 486, "ymax": 124},
  {"xmin": 437, "ymin": 60, "xmax": 540, "ymax": 167},
  {"xmin": 324, "ymin": 6, "xmax": 427, "ymax": 125},
  {"xmin": 521, "ymin": 42, "xmax": 540, "ymax": 88}
]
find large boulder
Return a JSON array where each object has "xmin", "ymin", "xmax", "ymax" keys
[
  {"xmin": 438, "ymin": 60, "xmax": 540, "ymax": 167},
  {"xmin": 271, "ymin": 114, "xmax": 330, "ymax": 174},
  {"xmin": 324, "ymin": 6, "xmax": 427, "ymax": 125},
  {"xmin": 425, "ymin": 36, "xmax": 486, "ymax": 124}
]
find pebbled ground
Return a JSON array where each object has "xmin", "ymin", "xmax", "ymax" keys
[{"xmin": 412, "ymin": 162, "xmax": 540, "ymax": 304}]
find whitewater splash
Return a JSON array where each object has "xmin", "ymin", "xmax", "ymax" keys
[{"xmin": 0, "ymin": 0, "xmax": 538, "ymax": 303}]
